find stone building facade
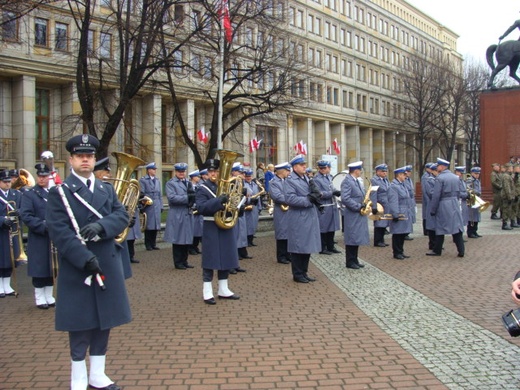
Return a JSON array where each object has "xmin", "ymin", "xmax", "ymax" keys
[{"xmin": 0, "ymin": 0, "xmax": 464, "ymax": 183}]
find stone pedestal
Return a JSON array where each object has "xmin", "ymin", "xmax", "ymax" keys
[{"xmin": 480, "ymin": 88, "xmax": 520, "ymax": 200}]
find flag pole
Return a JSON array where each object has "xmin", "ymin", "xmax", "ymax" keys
[{"xmin": 217, "ymin": 2, "xmax": 225, "ymax": 150}]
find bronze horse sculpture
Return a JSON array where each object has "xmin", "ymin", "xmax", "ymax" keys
[{"xmin": 486, "ymin": 40, "xmax": 520, "ymax": 88}]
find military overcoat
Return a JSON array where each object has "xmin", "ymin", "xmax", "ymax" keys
[
  {"xmin": 387, "ymin": 179, "xmax": 413, "ymax": 234},
  {"xmin": 284, "ymin": 173, "xmax": 321, "ymax": 254},
  {"xmin": 340, "ymin": 174, "xmax": 370, "ymax": 246},
  {"xmin": 314, "ymin": 172, "xmax": 341, "ymax": 233},
  {"xmin": 163, "ymin": 177, "xmax": 194, "ymax": 245},
  {"xmin": 269, "ymin": 175, "xmax": 289, "ymax": 240},
  {"xmin": 47, "ymin": 175, "xmax": 131, "ymax": 332},
  {"xmin": 429, "ymin": 169, "xmax": 464, "ymax": 235},
  {"xmin": 139, "ymin": 175, "xmax": 162, "ymax": 230}
]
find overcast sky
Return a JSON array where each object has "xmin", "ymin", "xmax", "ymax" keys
[{"xmin": 405, "ymin": 0, "xmax": 518, "ymax": 64}]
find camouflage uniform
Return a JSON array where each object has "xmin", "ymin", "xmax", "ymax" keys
[
  {"xmin": 501, "ymin": 163, "xmax": 516, "ymax": 230},
  {"xmin": 514, "ymin": 165, "xmax": 520, "ymax": 225},
  {"xmin": 490, "ymin": 163, "xmax": 502, "ymax": 219}
]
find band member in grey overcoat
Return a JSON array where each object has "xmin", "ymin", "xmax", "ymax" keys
[
  {"xmin": 341, "ymin": 161, "xmax": 369, "ymax": 269},
  {"xmin": 47, "ymin": 134, "xmax": 130, "ymax": 390},
  {"xmin": 269, "ymin": 162, "xmax": 292, "ymax": 264},
  {"xmin": 196, "ymin": 159, "xmax": 240, "ymax": 304},
  {"xmin": 421, "ymin": 163, "xmax": 434, "ymax": 235},
  {"xmin": 314, "ymin": 160, "xmax": 341, "ymax": 254},
  {"xmin": 19, "ymin": 163, "xmax": 55, "ymax": 308},
  {"xmin": 466, "ymin": 166, "xmax": 483, "ymax": 238},
  {"xmin": 387, "ymin": 167, "xmax": 413, "ymax": 259},
  {"xmin": 244, "ymin": 170, "xmax": 262, "ymax": 247},
  {"xmin": 188, "ymin": 170, "xmax": 203, "ymax": 255},
  {"xmin": 164, "ymin": 163, "xmax": 195, "ymax": 270},
  {"xmin": 454, "ymin": 167, "xmax": 469, "ymax": 238},
  {"xmin": 139, "ymin": 162, "xmax": 162, "ymax": 251},
  {"xmin": 426, "ymin": 158, "xmax": 465, "ymax": 258},
  {"xmin": 285, "ymin": 155, "xmax": 321, "ymax": 283},
  {"xmin": 370, "ymin": 163, "xmax": 390, "ymax": 247},
  {"xmin": 403, "ymin": 165, "xmax": 416, "ymax": 240}
]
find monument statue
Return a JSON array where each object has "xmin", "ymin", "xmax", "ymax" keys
[{"xmin": 486, "ymin": 19, "xmax": 520, "ymax": 88}]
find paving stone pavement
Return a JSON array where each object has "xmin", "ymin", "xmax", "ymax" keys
[{"xmin": 2, "ymin": 207, "xmax": 520, "ymax": 389}]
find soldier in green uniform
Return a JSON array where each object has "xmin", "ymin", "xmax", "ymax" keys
[
  {"xmin": 513, "ymin": 164, "xmax": 520, "ymax": 226},
  {"xmin": 501, "ymin": 163, "xmax": 516, "ymax": 230},
  {"xmin": 490, "ymin": 163, "xmax": 502, "ymax": 220}
]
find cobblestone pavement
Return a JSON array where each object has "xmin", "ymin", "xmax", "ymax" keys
[{"xmin": 2, "ymin": 207, "xmax": 520, "ymax": 389}]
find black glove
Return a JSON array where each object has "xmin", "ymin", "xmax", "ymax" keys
[
  {"xmin": 359, "ymin": 204, "xmax": 367, "ymax": 213},
  {"xmin": 80, "ymin": 222, "xmax": 104, "ymax": 241},
  {"xmin": 242, "ymin": 188, "xmax": 248, "ymax": 196},
  {"xmin": 188, "ymin": 193, "xmax": 196, "ymax": 207},
  {"xmin": 372, "ymin": 208, "xmax": 378, "ymax": 215},
  {"xmin": 3, "ymin": 218, "xmax": 14, "ymax": 228},
  {"xmin": 238, "ymin": 204, "xmax": 246, "ymax": 217},
  {"xmin": 392, "ymin": 217, "xmax": 399, "ymax": 222},
  {"xmin": 251, "ymin": 198, "xmax": 259, "ymax": 205},
  {"xmin": 430, "ymin": 212, "xmax": 436, "ymax": 216},
  {"xmin": 218, "ymin": 194, "xmax": 229, "ymax": 205},
  {"xmin": 333, "ymin": 190, "xmax": 341, "ymax": 197},
  {"xmin": 307, "ymin": 194, "xmax": 320, "ymax": 203},
  {"xmin": 84, "ymin": 256, "xmax": 102, "ymax": 275},
  {"xmin": 9, "ymin": 210, "xmax": 19, "ymax": 218},
  {"xmin": 129, "ymin": 216, "xmax": 136, "ymax": 228}
]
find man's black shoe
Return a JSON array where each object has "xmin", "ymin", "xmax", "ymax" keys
[
  {"xmin": 346, "ymin": 263, "xmax": 360, "ymax": 269},
  {"xmin": 236, "ymin": 267, "xmax": 246, "ymax": 272},
  {"xmin": 319, "ymin": 250, "xmax": 332, "ymax": 255},
  {"xmin": 293, "ymin": 276, "xmax": 309, "ymax": 283},
  {"xmin": 185, "ymin": 264, "xmax": 194, "ymax": 269},
  {"xmin": 152, "ymin": 247, "xmax": 160, "ymax": 250},
  {"xmin": 457, "ymin": 253, "xmax": 464, "ymax": 258},
  {"xmin": 229, "ymin": 269, "xmax": 237, "ymax": 274},
  {"xmin": 130, "ymin": 258, "xmax": 140, "ymax": 263},
  {"xmin": 242, "ymin": 255, "xmax": 253, "ymax": 259},
  {"xmin": 393, "ymin": 254, "xmax": 405, "ymax": 260},
  {"xmin": 426, "ymin": 251, "xmax": 441, "ymax": 256},
  {"xmin": 404, "ymin": 236, "xmax": 413, "ymax": 241},
  {"xmin": 218, "ymin": 294, "xmax": 240, "ymax": 300},
  {"xmin": 175, "ymin": 265, "xmax": 187, "ymax": 270},
  {"xmin": 304, "ymin": 275, "xmax": 316, "ymax": 282},
  {"xmin": 375, "ymin": 243, "xmax": 386, "ymax": 248},
  {"xmin": 188, "ymin": 249, "xmax": 198, "ymax": 255},
  {"xmin": 468, "ymin": 234, "xmax": 478, "ymax": 238},
  {"xmin": 330, "ymin": 248, "xmax": 341, "ymax": 253},
  {"xmin": 204, "ymin": 298, "xmax": 216, "ymax": 305},
  {"xmin": 474, "ymin": 233, "xmax": 482, "ymax": 237},
  {"xmin": 357, "ymin": 263, "xmax": 365, "ymax": 268},
  {"xmin": 278, "ymin": 259, "xmax": 290, "ymax": 264},
  {"xmin": 89, "ymin": 384, "xmax": 121, "ymax": 390}
]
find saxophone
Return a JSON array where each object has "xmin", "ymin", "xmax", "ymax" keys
[{"xmin": 214, "ymin": 149, "xmax": 244, "ymax": 229}]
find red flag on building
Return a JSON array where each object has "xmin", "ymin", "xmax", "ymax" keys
[
  {"xmin": 197, "ymin": 127, "xmax": 209, "ymax": 144},
  {"xmin": 333, "ymin": 138, "xmax": 341, "ymax": 155},
  {"xmin": 221, "ymin": 0, "xmax": 233, "ymax": 42}
]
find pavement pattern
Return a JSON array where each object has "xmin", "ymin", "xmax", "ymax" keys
[{"xmin": 2, "ymin": 207, "xmax": 520, "ymax": 389}]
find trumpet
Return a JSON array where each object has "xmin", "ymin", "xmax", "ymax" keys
[
  {"xmin": 11, "ymin": 170, "xmax": 32, "ymax": 263},
  {"xmin": 377, "ymin": 213, "xmax": 408, "ymax": 221}
]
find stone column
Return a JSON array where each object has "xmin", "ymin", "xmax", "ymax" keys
[
  {"xmin": 12, "ymin": 75, "xmax": 36, "ymax": 168},
  {"xmin": 142, "ymin": 94, "xmax": 162, "ymax": 171},
  {"xmin": 345, "ymin": 124, "xmax": 360, "ymax": 164}
]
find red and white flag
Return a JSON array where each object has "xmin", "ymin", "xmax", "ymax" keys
[
  {"xmin": 197, "ymin": 127, "xmax": 209, "ymax": 144},
  {"xmin": 249, "ymin": 137, "xmax": 262, "ymax": 153},
  {"xmin": 332, "ymin": 138, "xmax": 341, "ymax": 155},
  {"xmin": 296, "ymin": 140, "xmax": 307, "ymax": 156},
  {"xmin": 220, "ymin": 0, "xmax": 233, "ymax": 42}
]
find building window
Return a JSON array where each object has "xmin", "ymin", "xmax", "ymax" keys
[
  {"xmin": 35, "ymin": 89, "xmax": 50, "ymax": 158},
  {"xmin": 315, "ymin": 49, "xmax": 322, "ymax": 68},
  {"xmin": 2, "ymin": 11, "xmax": 18, "ymax": 41},
  {"xmin": 174, "ymin": 4, "xmax": 184, "ymax": 26},
  {"xmin": 314, "ymin": 17, "xmax": 321, "ymax": 35},
  {"xmin": 87, "ymin": 29, "xmax": 95, "ymax": 56},
  {"xmin": 55, "ymin": 22, "xmax": 68, "ymax": 51},
  {"xmin": 203, "ymin": 57, "xmax": 213, "ymax": 79},
  {"xmin": 296, "ymin": 10, "xmax": 304, "ymax": 29},
  {"xmin": 191, "ymin": 54, "xmax": 201, "ymax": 75},
  {"xmin": 173, "ymin": 50, "xmax": 183, "ymax": 72},
  {"xmin": 256, "ymin": 125, "xmax": 278, "ymax": 165},
  {"xmin": 100, "ymin": 32, "xmax": 112, "ymax": 59},
  {"xmin": 35, "ymin": 18, "xmax": 48, "ymax": 47}
]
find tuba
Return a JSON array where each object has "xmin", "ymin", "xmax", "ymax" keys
[
  {"xmin": 106, "ymin": 152, "xmax": 145, "ymax": 243},
  {"xmin": 360, "ymin": 178, "xmax": 384, "ymax": 220},
  {"xmin": 12, "ymin": 169, "xmax": 35, "ymax": 190},
  {"xmin": 214, "ymin": 149, "xmax": 244, "ymax": 230},
  {"xmin": 244, "ymin": 179, "xmax": 266, "ymax": 211}
]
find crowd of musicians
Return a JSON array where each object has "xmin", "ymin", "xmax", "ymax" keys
[{"xmin": 0, "ymin": 132, "xmax": 515, "ymax": 389}]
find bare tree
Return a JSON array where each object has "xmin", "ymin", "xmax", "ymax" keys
[
  {"xmin": 0, "ymin": 0, "xmax": 54, "ymax": 26},
  {"xmin": 435, "ymin": 60, "xmax": 467, "ymax": 163},
  {"xmin": 462, "ymin": 59, "xmax": 488, "ymax": 167},
  {"xmin": 67, "ymin": 0, "xmax": 199, "ymax": 158},
  {"xmin": 160, "ymin": 0, "xmax": 307, "ymax": 167},
  {"xmin": 394, "ymin": 54, "xmax": 446, "ymax": 176}
]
